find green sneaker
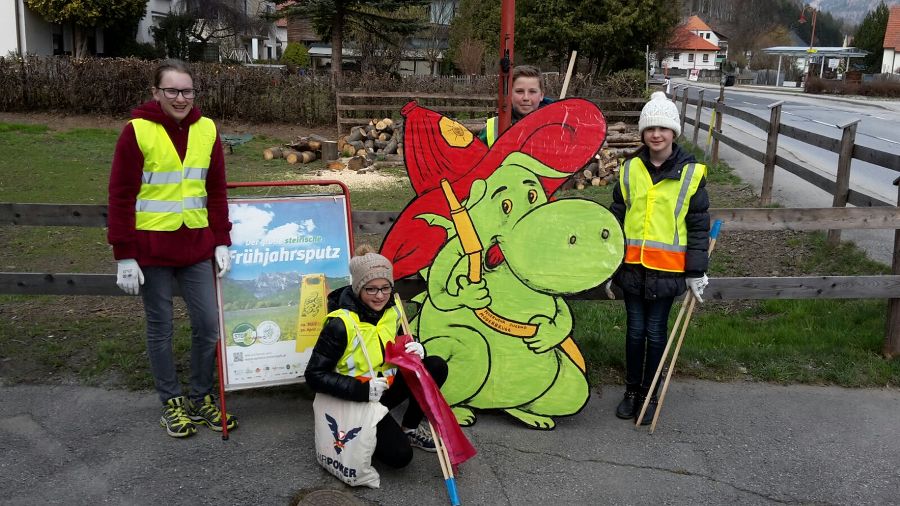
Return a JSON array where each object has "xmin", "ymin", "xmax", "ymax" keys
[
  {"xmin": 160, "ymin": 396, "xmax": 197, "ymax": 438},
  {"xmin": 187, "ymin": 394, "xmax": 237, "ymax": 432}
]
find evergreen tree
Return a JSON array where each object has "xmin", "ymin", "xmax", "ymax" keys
[
  {"xmin": 274, "ymin": 0, "xmax": 429, "ymax": 80},
  {"xmin": 854, "ymin": 1, "xmax": 889, "ymax": 72}
]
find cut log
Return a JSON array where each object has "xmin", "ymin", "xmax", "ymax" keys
[
  {"xmin": 283, "ymin": 149, "xmax": 301, "ymax": 164},
  {"xmin": 374, "ymin": 139, "xmax": 388, "ymax": 150},
  {"xmin": 373, "ymin": 160, "xmax": 404, "ymax": 169},
  {"xmin": 348, "ymin": 127, "xmax": 363, "ymax": 142},
  {"xmin": 320, "ymin": 140, "xmax": 339, "ymax": 161},
  {"xmin": 263, "ymin": 147, "xmax": 283, "ymax": 160},
  {"xmin": 287, "ymin": 138, "xmax": 312, "ymax": 151},
  {"xmin": 347, "ymin": 155, "xmax": 366, "ymax": 172},
  {"xmin": 298, "ymin": 151, "xmax": 316, "ymax": 164},
  {"xmin": 355, "ymin": 148, "xmax": 367, "ymax": 157},
  {"xmin": 383, "ymin": 136, "xmax": 398, "ymax": 155},
  {"xmin": 591, "ymin": 177, "xmax": 602, "ymax": 186},
  {"xmin": 348, "ymin": 140, "xmax": 365, "ymax": 151},
  {"xmin": 341, "ymin": 144, "xmax": 356, "ymax": 157},
  {"xmin": 364, "ymin": 139, "xmax": 375, "ymax": 150},
  {"xmin": 326, "ymin": 160, "xmax": 345, "ymax": 171},
  {"xmin": 307, "ymin": 140, "xmax": 322, "ymax": 152}
]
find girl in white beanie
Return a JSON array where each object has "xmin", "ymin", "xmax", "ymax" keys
[
  {"xmin": 608, "ymin": 91, "xmax": 711, "ymax": 425},
  {"xmin": 305, "ymin": 244, "xmax": 448, "ymax": 469}
]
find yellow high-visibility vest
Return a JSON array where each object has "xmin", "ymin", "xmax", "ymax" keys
[
  {"xmin": 328, "ymin": 308, "xmax": 401, "ymax": 380},
  {"xmin": 131, "ymin": 117, "xmax": 217, "ymax": 231},
  {"xmin": 484, "ymin": 116, "xmax": 499, "ymax": 147},
  {"xmin": 620, "ymin": 157, "xmax": 706, "ymax": 272}
]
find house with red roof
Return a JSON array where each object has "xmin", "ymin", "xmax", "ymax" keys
[
  {"xmin": 884, "ymin": 5, "xmax": 900, "ymax": 74},
  {"xmin": 652, "ymin": 15, "xmax": 725, "ymax": 74}
]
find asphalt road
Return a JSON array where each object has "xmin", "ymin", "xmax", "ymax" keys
[
  {"xmin": 2, "ymin": 380, "xmax": 899, "ymax": 505},
  {"xmin": 672, "ymin": 79, "xmax": 900, "ymax": 264},
  {"xmin": 676, "ymin": 81, "xmax": 900, "ymax": 205}
]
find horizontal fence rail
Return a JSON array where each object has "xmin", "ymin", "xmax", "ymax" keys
[
  {"xmin": 2, "ymin": 204, "xmax": 900, "ymax": 300},
  {"xmin": 334, "ymin": 92, "xmax": 648, "ymax": 133},
  {"xmin": 4, "ymin": 202, "xmax": 900, "ymax": 356}
]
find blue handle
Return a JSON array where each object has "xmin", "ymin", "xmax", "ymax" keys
[
  {"xmin": 710, "ymin": 219, "xmax": 723, "ymax": 240},
  {"xmin": 446, "ymin": 477, "xmax": 460, "ymax": 505}
]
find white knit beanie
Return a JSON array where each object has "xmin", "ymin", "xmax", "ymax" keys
[
  {"xmin": 349, "ymin": 252, "xmax": 394, "ymax": 295},
  {"xmin": 638, "ymin": 91, "xmax": 681, "ymax": 137}
]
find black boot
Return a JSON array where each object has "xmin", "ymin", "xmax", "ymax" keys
[
  {"xmin": 615, "ymin": 388, "xmax": 639, "ymax": 419},
  {"xmin": 635, "ymin": 389, "xmax": 658, "ymax": 426}
]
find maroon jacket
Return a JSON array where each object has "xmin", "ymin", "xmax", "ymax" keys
[{"xmin": 107, "ymin": 101, "xmax": 232, "ymax": 267}]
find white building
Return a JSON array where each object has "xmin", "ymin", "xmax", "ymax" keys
[
  {"xmin": 2, "ymin": 0, "xmax": 102, "ymax": 56},
  {"xmin": 653, "ymin": 15, "xmax": 723, "ymax": 74},
  {"xmin": 883, "ymin": 5, "xmax": 900, "ymax": 74},
  {"xmin": 3, "ymin": 0, "xmax": 280, "ymax": 62}
]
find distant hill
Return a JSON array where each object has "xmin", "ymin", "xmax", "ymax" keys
[{"xmin": 815, "ymin": 0, "xmax": 895, "ymax": 25}]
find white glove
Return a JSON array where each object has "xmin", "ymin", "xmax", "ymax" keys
[
  {"xmin": 404, "ymin": 341, "xmax": 425, "ymax": 359},
  {"xmin": 368, "ymin": 377, "xmax": 389, "ymax": 402},
  {"xmin": 116, "ymin": 259, "xmax": 144, "ymax": 295},
  {"xmin": 686, "ymin": 274, "xmax": 709, "ymax": 303},
  {"xmin": 215, "ymin": 245, "xmax": 231, "ymax": 278},
  {"xmin": 604, "ymin": 280, "xmax": 615, "ymax": 300}
]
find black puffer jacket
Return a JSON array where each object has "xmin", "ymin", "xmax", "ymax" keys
[
  {"xmin": 304, "ymin": 285, "xmax": 398, "ymax": 402},
  {"xmin": 609, "ymin": 143, "xmax": 710, "ymax": 300}
]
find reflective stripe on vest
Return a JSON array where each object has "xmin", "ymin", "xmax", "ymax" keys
[
  {"xmin": 328, "ymin": 307, "xmax": 401, "ymax": 380},
  {"xmin": 485, "ymin": 116, "xmax": 499, "ymax": 147},
  {"xmin": 620, "ymin": 158, "xmax": 706, "ymax": 272},
  {"xmin": 131, "ymin": 117, "xmax": 216, "ymax": 231}
]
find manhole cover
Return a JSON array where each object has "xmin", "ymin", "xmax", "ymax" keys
[{"xmin": 293, "ymin": 488, "xmax": 362, "ymax": 506}]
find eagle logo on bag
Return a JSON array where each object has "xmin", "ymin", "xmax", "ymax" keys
[{"xmin": 326, "ymin": 413, "xmax": 362, "ymax": 454}]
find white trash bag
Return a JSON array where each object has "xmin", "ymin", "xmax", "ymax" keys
[{"xmin": 313, "ymin": 392, "xmax": 388, "ymax": 488}]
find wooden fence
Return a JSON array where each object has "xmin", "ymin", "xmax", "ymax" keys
[
  {"xmin": 335, "ymin": 92, "xmax": 647, "ymax": 134},
  {"xmin": 2, "ymin": 202, "xmax": 900, "ymax": 357}
]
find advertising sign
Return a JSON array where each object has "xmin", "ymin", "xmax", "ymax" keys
[
  {"xmin": 217, "ymin": 195, "xmax": 352, "ymax": 390},
  {"xmin": 688, "ymin": 69, "xmax": 700, "ymax": 81}
]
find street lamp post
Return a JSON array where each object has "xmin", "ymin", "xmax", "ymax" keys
[{"xmin": 799, "ymin": 4, "xmax": 818, "ymax": 90}]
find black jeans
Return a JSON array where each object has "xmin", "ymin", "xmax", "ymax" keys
[
  {"xmin": 623, "ymin": 292, "xmax": 675, "ymax": 392},
  {"xmin": 373, "ymin": 355, "xmax": 448, "ymax": 468}
]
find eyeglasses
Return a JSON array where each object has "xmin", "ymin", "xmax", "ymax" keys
[
  {"xmin": 362, "ymin": 285, "xmax": 392, "ymax": 296},
  {"xmin": 158, "ymin": 88, "xmax": 197, "ymax": 100}
]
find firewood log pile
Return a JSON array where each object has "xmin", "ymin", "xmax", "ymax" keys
[
  {"xmin": 337, "ymin": 118, "xmax": 403, "ymax": 159},
  {"xmin": 262, "ymin": 135, "xmax": 334, "ymax": 165},
  {"xmin": 571, "ymin": 121, "xmax": 642, "ymax": 191}
]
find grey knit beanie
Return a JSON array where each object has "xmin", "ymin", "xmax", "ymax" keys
[
  {"xmin": 638, "ymin": 91, "xmax": 681, "ymax": 137},
  {"xmin": 349, "ymin": 252, "xmax": 394, "ymax": 295}
]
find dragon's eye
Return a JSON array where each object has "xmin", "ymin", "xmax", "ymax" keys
[
  {"xmin": 527, "ymin": 189, "xmax": 538, "ymax": 203},
  {"xmin": 501, "ymin": 199, "xmax": 513, "ymax": 214}
]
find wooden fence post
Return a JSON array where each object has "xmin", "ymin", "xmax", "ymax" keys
[
  {"xmin": 826, "ymin": 119, "xmax": 861, "ymax": 246},
  {"xmin": 760, "ymin": 101, "xmax": 784, "ymax": 206},
  {"xmin": 886, "ymin": 177, "xmax": 900, "ymax": 359},
  {"xmin": 335, "ymin": 91, "xmax": 342, "ymax": 135},
  {"xmin": 712, "ymin": 102, "xmax": 725, "ymax": 165},
  {"xmin": 679, "ymin": 89, "xmax": 689, "ymax": 139},
  {"xmin": 692, "ymin": 89, "xmax": 705, "ymax": 146}
]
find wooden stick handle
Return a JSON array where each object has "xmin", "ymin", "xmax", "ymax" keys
[
  {"xmin": 650, "ymin": 296, "xmax": 697, "ymax": 433},
  {"xmin": 635, "ymin": 297, "xmax": 689, "ymax": 426}
]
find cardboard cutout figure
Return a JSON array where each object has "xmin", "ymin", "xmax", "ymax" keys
[{"xmin": 381, "ymin": 100, "xmax": 624, "ymax": 429}]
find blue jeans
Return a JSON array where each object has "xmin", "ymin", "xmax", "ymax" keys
[
  {"xmin": 623, "ymin": 292, "xmax": 675, "ymax": 391},
  {"xmin": 141, "ymin": 261, "xmax": 219, "ymax": 404}
]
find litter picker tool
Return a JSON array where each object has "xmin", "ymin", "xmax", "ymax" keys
[
  {"xmin": 636, "ymin": 220, "xmax": 723, "ymax": 433},
  {"xmin": 393, "ymin": 293, "xmax": 461, "ymax": 506}
]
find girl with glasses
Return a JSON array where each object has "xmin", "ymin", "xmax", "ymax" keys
[
  {"xmin": 107, "ymin": 59, "xmax": 235, "ymax": 438},
  {"xmin": 305, "ymin": 244, "xmax": 449, "ymax": 469}
]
